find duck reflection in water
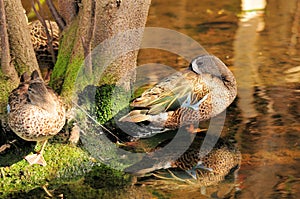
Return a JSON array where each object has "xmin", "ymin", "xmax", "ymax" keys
[{"xmin": 125, "ymin": 133, "xmax": 241, "ymax": 193}]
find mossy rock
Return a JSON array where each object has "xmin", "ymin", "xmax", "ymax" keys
[
  {"xmin": 95, "ymin": 84, "xmax": 130, "ymax": 124},
  {"xmin": 77, "ymin": 84, "xmax": 130, "ymax": 125}
]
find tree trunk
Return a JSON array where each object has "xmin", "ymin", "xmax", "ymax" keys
[
  {"xmin": 4, "ymin": 0, "xmax": 39, "ymax": 75},
  {"xmin": 0, "ymin": 0, "xmax": 18, "ymax": 82},
  {"xmin": 51, "ymin": 0, "xmax": 151, "ymax": 106},
  {"xmin": 93, "ymin": 0, "xmax": 151, "ymax": 90},
  {"xmin": 0, "ymin": 0, "xmax": 39, "ymax": 114},
  {"xmin": 57, "ymin": 0, "xmax": 78, "ymax": 26},
  {"xmin": 0, "ymin": 0, "xmax": 16, "ymax": 114}
]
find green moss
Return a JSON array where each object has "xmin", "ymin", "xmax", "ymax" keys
[
  {"xmin": 8, "ymin": 174, "xmax": 143, "ymax": 199},
  {"xmin": 94, "ymin": 84, "xmax": 130, "ymax": 124},
  {"xmin": 84, "ymin": 164, "xmax": 131, "ymax": 188},
  {"xmin": 60, "ymin": 57, "xmax": 84, "ymax": 104},
  {"xmin": 99, "ymin": 73, "xmax": 118, "ymax": 86},
  {"xmin": 0, "ymin": 72, "xmax": 17, "ymax": 115},
  {"xmin": 0, "ymin": 142, "xmax": 89, "ymax": 197},
  {"xmin": 0, "ymin": 140, "xmax": 133, "ymax": 198},
  {"xmin": 50, "ymin": 18, "xmax": 79, "ymax": 95}
]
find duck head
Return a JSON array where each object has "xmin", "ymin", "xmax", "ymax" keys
[
  {"xmin": 189, "ymin": 54, "xmax": 237, "ymax": 99},
  {"xmin": 188, "ymin": 55, "xmax": 237, "ymax": 117}
]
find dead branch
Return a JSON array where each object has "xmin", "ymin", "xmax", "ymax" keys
[
  {"xmin": 45, "ymin": 0, "xmax": 65, "ymax": 31},
  {"xmin": 31, "ymin": 0, "xmax": 57, "ymax": 67}
]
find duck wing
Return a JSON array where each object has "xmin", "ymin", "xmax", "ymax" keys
[{"xmin": 131, "ymin": 71, "xmax": 209, "ymax": 115}]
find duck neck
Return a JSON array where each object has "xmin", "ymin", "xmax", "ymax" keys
[
  {"xmin": 39, "ymin": 97, "xmax": 58, "ymax": 114},
  {"xmin": 29, "ymin": 92, "xmax": 58, "ymax": 114}
]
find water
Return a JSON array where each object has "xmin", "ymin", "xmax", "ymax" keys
[{"xmin": 137, "ymin": 0, "xmax": 300, "ymax": 198}]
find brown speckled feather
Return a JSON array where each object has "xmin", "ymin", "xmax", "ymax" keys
[
  {"xmin": 119, "ymin": 55, "xmax": 237, "ymax": 131},
  {"xmin": 29, "ymin": 20, "xmax": 60, "ymax": 68},
  {"xmin": 8, "ymin": 70, "xmax": 65, "ymax": 142},
  {"xmin": 29, "ymin": 20, "xmax": 59, "ymax": 52}
]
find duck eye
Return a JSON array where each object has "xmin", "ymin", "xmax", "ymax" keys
[
  {"xmin": 196, "ymin": 60, "xmax": 203, "ymax": 66},
  {"xmin": 221, "ymin": 75, "xmax": 229, "ymax": 82}
]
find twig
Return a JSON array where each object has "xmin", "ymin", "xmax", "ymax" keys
[
  {"xmin": 45, "ymin": 0, "xmax": 65, "ymax": 31},
  {"xmin": 71, "ymin": 100, "xmax": 124, "ymax": 143},
  {"xmin": 1, "ymin": 167, "xmax": 5, "ymax": 180},
  {"xmin": 42, "ymin": 185, "xmax": 53, "ymax": 197},
  {"xmin": 0, "ymin": 144, "xmax": 11, "ymax": 153},
  {"xmin": 31, "ymin": 0, "xmax": 57, "ymax": 67},
  {"xmin": 152, "ymin": 172, "xmax": 174, "ymax": 180}
]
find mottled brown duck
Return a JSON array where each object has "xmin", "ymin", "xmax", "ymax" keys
[
  {"xmin": 29, "ymin": 20, "xmax": 59, "ymax": 69},
  {"xmin": 7, "ymin": 70, "xmax": 65, "ymax": 166},
  {"xmin": 119, "ymin": 55, "xmax": 237, "ymax": 137}
]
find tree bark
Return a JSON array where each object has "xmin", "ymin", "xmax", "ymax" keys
[
  {"xmin": 0, "ymin": 0, "xmax": 40, "ymax": 114},
  {"xmin": 0, "ymin": 0, "xmax": 18, "ymax": 82},
  {"xmin": 93, "ymin": 0, "xmax": 151, "ymax": 90},
  {"xmin": 52, "ymin": 0, "xmax": 151, "ymax": 104},
  {"xmin": 57, "ymin": 0, "xmax": 78, "ymax": 26},
  {"xmin": 4, "ymin": 0, "xmax": 39, "ymax": 75}
]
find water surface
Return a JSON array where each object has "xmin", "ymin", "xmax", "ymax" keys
[{"xmin": 137, "ymin": 0, "xmax": 300, "ymax": 198}]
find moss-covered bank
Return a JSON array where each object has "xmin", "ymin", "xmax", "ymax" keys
[
  {"xmin": 0, "ymin": 139, "xmax": 133, "ymax": 198},
  {"xmin": 0, "ymin": 71, "xmax": 17, "ymax": 115},
  {"xmin": 0, "ymin": 82, "xmax": 133, "ymax": 198}
]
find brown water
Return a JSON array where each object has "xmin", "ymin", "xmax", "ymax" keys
[
  {"xmin": 137, "ymin": 0, "xmax": 300, "ymax": 198},
  {"xmin": 21, "ymin": 0, "xmax": 300, "ymax": 198}
]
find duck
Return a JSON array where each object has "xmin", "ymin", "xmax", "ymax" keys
[
  {"xmin": 29, "ymin": 20, "xmax": 59, "ymax": 52},
  {"xmin": 119, "ymin": 55, "xmax": 237, "ymax": 137},
  {"xmin": 29, "ymin": 20, "xmax": 60, "ymax": 69},
  {"xmin": 7, "ymin": 70, "xmax": 65, "ymax": 166},
  {"xmin": 125, "ymin": 135, "xmax": 241, "ymax": 186}
]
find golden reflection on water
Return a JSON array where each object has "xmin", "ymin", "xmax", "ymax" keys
[
  {"xmin": 233, "ymin": 0, "xmax": 300, "ymax": 198},
  {"xmin": 138, "ymin": 0, "xmax": 300, "ymax": 198}
]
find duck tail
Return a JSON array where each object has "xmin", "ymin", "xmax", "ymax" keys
[{"xmin": 118, "ymin": 110, "xmax": 150, "ymax": 123}]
